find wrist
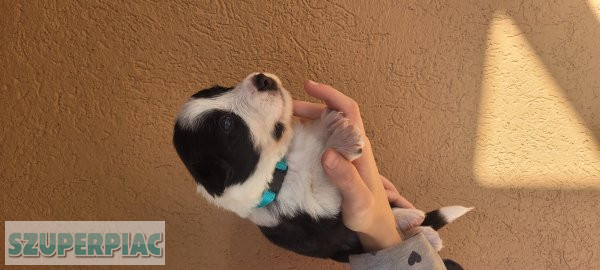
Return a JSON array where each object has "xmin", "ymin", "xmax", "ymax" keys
[{"xmin": 358, "ymin": 226, "xmax": 403, "ymax": 252}]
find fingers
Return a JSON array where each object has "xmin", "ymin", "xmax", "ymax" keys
[
  {"xmin": 381, "ymin": 175, "xmax": 399, "ymax": 193},
  {"xmin": 303, "ymin": 80, "xmax": 364, "ymax": 129},
  {"xmin": 292, "ymin": 100, "xmax": 325, "ymax": 119},
  {"xmin": 381, "ymin": 175, "xmax": 415, "ymax": 209},
  {"xmin": 321, "ymin": 149, "xmax": 372, "ymax": 211},
  {"xmin": 386, "ymin": 190, "xmax": 415, "ymax": 209},
  {"xmin": 302, "ymin": 80, "xmax": 379, "ymax": 192}
]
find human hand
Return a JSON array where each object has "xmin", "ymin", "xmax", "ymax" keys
[
  {"xmin": 293, "ymin": 80, "xmax": 406, "ymax": 252},
  {"xmin": 381, "ymin": 175, "xmax": 414, "ymax": 209}
]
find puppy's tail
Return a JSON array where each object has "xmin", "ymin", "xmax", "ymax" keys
[{"xmin": 422, "ymin": 205, "xmax": 473, "ymax": 230}]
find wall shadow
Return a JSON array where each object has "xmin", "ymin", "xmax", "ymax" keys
[
  {"xmin": 1, "ymin": 1, "xmax": 598, "ymax": 269},
  {"xmin": 232, "ymin": 1, "xmax": 600, "ymax": 269},
  {"xmin": 381, "ymin": 1, "xmax": 600, "ymax": 269}
]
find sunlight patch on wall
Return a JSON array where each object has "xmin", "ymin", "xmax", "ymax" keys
[
  {"xmin": 473, "ymin": 12, "xmax": 600, "ymax": 189},
  {"xmin": 589, "ymin": 0, "xmax": 600, "ymax": 20}
]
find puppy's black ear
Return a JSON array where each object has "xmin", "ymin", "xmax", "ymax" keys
[{"xmin": 188, "ymin": 155, "xmax": 235, "ymax": 197}]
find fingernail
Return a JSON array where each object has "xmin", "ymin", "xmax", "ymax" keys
[
  {"xmin": 324, "ymin": 150, "xmax": 340, "ymax": 169},
  {"xmin": 307, "ymin": 80, "xmax": 318, "ymax": 85}
]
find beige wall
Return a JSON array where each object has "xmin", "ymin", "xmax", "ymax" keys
[{"xmin": 2, "ymin": 1, "xmax": 599, "ymax": 269}]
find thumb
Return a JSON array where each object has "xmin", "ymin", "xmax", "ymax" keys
[{"xmin": 322, "ymin": 149, "xmax": 371, "ymax": 203}]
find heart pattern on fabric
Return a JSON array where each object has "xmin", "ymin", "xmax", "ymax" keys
[{"xmin": 408, "ymin": 251, "xmax": 422, "ymax": 266}]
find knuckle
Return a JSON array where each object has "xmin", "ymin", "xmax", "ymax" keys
[
  {"xmin": 347, "ymin": 100, "xmax": 359, "ymax": 112},
  {"xmin": 362, "ymin": 137, "xmax": 372, "ymax": 148},
  {"xmin": 356, "ymin": 195, "xmax": 375, "ymax": 213},
  {"xmin": 339, "ymin": 170, "xmax": 359, "ymax": 185}
]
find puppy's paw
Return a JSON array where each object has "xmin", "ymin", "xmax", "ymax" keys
[
  {"xmin": 393, "ymin": 208, "xmax": 425, "ymax": 231},
  {"xmin": 406, "ymin": 226, "xmax": 443, "ymax": 251},
  {"xmin": 321, "ymin": 109, "xmax": 364, "ymax": 161}
]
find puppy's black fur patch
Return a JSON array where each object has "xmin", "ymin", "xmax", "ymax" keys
[
  {"xmin": 259, "ymin": 212, "xmax": 363, "ymax": 262},
  {"xmin": 173, "ymin": 109, "xmax": 259, "ymax": 196},
  {"xmin": 191, "ymin": 85, "xmax": 233, "ymax": 99},
  {"xmin": 272, "ymin": 122, "xmax": 285, "ymax": 141}
]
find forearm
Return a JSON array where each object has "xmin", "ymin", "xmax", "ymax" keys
[{"xmin": 357, "ymin": 222, "xmax": 403, "ymax": 252}]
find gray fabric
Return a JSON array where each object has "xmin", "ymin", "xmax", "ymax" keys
[{"xmin": 348, "ymin": 233, "xmax": 446, "ymax": 270}]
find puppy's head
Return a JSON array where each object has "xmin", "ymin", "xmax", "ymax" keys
[{"xmin": 173, "ymin": 73, "xmax": 293, "ymax": 217}]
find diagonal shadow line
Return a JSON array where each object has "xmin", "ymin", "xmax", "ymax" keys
[
  {"xmin": 466, "ymin": 1, "xmax": 600, "ymax": 190},
  {"xmin": 499, "ymin": 0, "xmax": 600, "ymax": 143},
  {"xmin": 221, "ymin": 0, "xmax": 600, "ymax": 266},
  {"xmin": 425, "ymin": 1, "xmax": 600, "ymax": 267}
]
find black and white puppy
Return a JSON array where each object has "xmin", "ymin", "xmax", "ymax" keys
[{"xmin": 173, "ymin": 73, "xmax": 471, "ymax": 264}]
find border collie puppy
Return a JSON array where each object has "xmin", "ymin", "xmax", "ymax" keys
[{"xmin": 173, "ymin": 73, "xmax": 471, "ymax": 264}]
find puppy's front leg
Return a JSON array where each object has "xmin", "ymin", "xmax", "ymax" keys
[{"xmin": 320, "ymin": 109, "xmax": 364, "ymax": 161}]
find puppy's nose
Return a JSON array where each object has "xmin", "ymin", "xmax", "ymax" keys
[{"xmin": 253, "ymin": 73, "xmax": 277, "ymax": 91}]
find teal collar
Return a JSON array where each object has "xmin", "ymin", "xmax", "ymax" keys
[{"xmin": 256, "ymin": 158, "xmax": 288, "ymax": 208}]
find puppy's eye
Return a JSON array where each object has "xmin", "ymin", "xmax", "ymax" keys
[{"xmin": 219, "ymin": 115, "xmax": 233, "ymax": 131}]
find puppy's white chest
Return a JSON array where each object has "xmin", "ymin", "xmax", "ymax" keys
[{"xmin": 249, "ymin": 110, "xmax": 364, "ymax": 227}]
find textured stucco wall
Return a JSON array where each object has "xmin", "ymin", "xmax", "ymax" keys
[{"xmin": 1, "ymin": 1, "xmax": 600, "ymax": 269}]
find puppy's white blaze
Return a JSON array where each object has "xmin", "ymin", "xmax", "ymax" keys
[
  {"xmin": 177, "ymin": 92, "xmax": 236, "ymax": 130},
  {"xmin": 438, "ymin": 206, "xmax": 474, "ymax": 223}
]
